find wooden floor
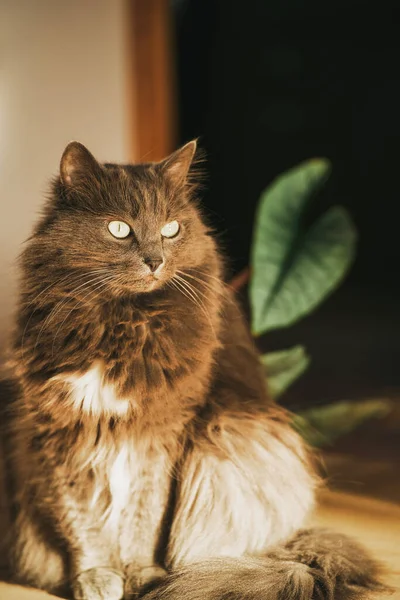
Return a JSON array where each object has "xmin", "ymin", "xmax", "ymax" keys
[{"xmin": 316, "ymin": 490, "xmax": 400, "ymax": 599}]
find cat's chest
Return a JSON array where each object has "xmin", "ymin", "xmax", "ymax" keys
[
  {"xmin": 97, "ymin": 305, "xmax": 169, "ymax": 359},
  {"xmin": 93, "ymin": 442, "xmax": 133, "ymax": 530},
  {"xmin": 83, "ymin": 435, "xmax": 172, "ymax": 538},
  {"xmin": 93, "ymin": 313, "xmax": 183, "ymax": 396},
  {"xmin": 64, "ymin": 363, "xmax": 131, "ymax": 417}
]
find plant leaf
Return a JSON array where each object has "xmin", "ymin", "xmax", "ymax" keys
[
  {"xmin": 261, "ymin": 345, "xmax": 310, "ymax": 399},
  {"xmin": 292, "ymin": 399, "xmax": 392, "ymax": 447},
  {"xmin": 250, "ymin": 159, "xmax": 357, "ymax": 335}
]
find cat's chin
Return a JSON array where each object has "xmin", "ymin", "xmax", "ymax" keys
[
  {"xmin": 146, "ymin": 278, "xmax": 162, "ymax": 292},
  {"xmin": 127, "ymin": 276, "xmax": 168, "ymax": 295}
]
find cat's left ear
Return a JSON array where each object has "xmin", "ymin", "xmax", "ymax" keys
[
  {"xmin": 60, "ymin": 141, "xmax": 102, "ymax": 186},
  {"xmin": 159, "ymin": 140, "xmax": 197, "ymax": 187}
]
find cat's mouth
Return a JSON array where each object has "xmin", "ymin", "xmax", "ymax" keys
[
  {"xmin": 146, "ymin": 277, "xmax": 159, "ymax": 290},
  {"xmin": 143, "ymin": 272, "xmax": 166, "ymax": 291},
  {"xmin": 118, "ymin": 268, "xmax": 169, "ymax": 294}
]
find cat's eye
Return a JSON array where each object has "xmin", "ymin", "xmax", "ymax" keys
[
  {"xmin": 108, "ymin": 220, "xmax": 131, "ymax": 239},
  {"xmin": 161, "ymin": 220, "xmax": 180, "ymax": 238}
]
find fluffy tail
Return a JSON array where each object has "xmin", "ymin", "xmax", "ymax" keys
[{"xmin": 140, "ymin": 529, "xmax": 388, "ymax": 600}]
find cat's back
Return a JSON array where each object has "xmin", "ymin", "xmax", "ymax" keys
[{"xmin": 211, "ymin": 289, "xmax": 272, "ymax": 410}]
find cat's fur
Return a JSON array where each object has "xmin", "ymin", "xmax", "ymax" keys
[{"xmin": 2, "ymin": 141, "xmax": 384, "ymax": 599}]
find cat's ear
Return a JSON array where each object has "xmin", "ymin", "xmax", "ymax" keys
[
  {"xmin": 159, "ymin": 140, "xmax": 197, "ymax": 187},
  {"xmin": 60, "ymin": 141, "xmax": 102, "ymax": 186}
]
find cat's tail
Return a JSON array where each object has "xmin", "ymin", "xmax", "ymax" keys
[{"xmin": 140, "ymin": 528, "xmax": 389, "ymax": 600}]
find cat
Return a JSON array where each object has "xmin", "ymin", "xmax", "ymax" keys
[{"xmin": 2, "ymin": 140, "xmax": 384, "ymax": 600}]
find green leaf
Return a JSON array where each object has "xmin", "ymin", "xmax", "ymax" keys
[
  {"xmin": 293, "ymin": 399, "xmax": 392, "ymax": 447},
  {"xmin": 249, "ymin": 159, "xmax": 357, "ymax": 335},
  {"xmin": 261, "ymin": 345, "xmax": 310, "ymax": 399}
]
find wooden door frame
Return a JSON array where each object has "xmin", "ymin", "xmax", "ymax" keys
[{"xmin": 126, "ymin": 0, "xmax": 177, "ymax": 163}]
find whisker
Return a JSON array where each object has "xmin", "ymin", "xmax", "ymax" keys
[
  {"xmin": 190, "ymin": 266, "xmax": 237, "ymax": 289},
  {"xmin": 188, "ymin": 267, "xmax": 230, "ymax": 288},
  {"xmin": 172, "ymin": 277, "xmax": 213, "ymax": 331},
  {"xmin": 182, "ymin": 268, "xmax": 238, "ymax": 305},
  {"xmin": 175, "ymin": 276, "xmax": 219, "ymax": 340},
  {"xmin": 168, "ymin": 279, "xmax": 193, "ymax": 306},
  {"xmin": 21, "ymin": 268, "xmax": 108, "ymax": 310},
  {"xmin": 173, "ymin": 276, "xmax": 202, "ymax": 305},
  {"xmin": 44, "ymin": 274, "xmax": 107, "ymax": 324},
  {"xmin": 174, "ymin": 274, "xmax": 212, "ymax": 305},
  {"xmin": 171, "ymin": 276, "xmax": 216, "ymax": 340},
  {"xmin": 34, "ymin": 273, "xmax": 110, "ymax": 350},
  {"xmin": 21, "ymin": 269, "xmax": 109, "ymax": 348},
  {"xmin": 176, "ymin": 270, "xmax": 222, "ymax": 297},
  {"xmin": 51, "ymin": 275, "xmax": 116, "ymax": 354},
  {"xmin": 186, "ymin": 266, "xmax": 222, "ymax": 279}
]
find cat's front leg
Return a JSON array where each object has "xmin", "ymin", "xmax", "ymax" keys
[
  {"xmin": 118, "ymin": 453, "xmax": 172, "ymax": 597},
  {"xmin": 60, "ymin": 512, "xmax": 125, "ymax": 600},
  {"xmin": 124, "ymin": 565, "xmax": 167, "ymax": 598},
  {"xmin": 33, "ymin": 466, "xmax": 124, "ymax": 600},
  {"xmin": 11, "ymin": 482, "xmax": 124, "ymax": 600},
  {"xmin": 10, "ymin": 505, "xmax": 67, "ymax": 594},
  {"xmin": 72, "ymin": 567, "xmax": 124, "ymax": 600},
  {"xmin": 59, "ymin": 484, "xmax": 125, "ymax": 600}
]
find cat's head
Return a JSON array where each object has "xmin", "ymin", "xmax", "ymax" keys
[{"xmin": 28, "ymin": 141, "xmax": 217, "ymax": 297}]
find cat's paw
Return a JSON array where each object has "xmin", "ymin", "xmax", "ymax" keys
[
  {"xmin": 125, "ymin": 564, "xmax": 167, "ymax": 597},
  {"xmin": 72, "ymin": 567, "xmax": 124, "ymax": 600},
  {"xmin": 138, "ymin": 565, "xmax": 167, "ymax": 587}
]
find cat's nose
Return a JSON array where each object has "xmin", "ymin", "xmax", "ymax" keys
[{"xmin": 144, "ymin": 257, "xmax": 164, "ymax": 273}]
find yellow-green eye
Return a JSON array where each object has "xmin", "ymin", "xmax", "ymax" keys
[
  {"xmin": 108, "ymin": 220, "xmax": 131, "ymax": 239},
  {"xmin": 161, "ymin": 220, "xmax": 180, "ymax": 238}
]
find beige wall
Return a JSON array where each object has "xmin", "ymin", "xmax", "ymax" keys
[{"xmin": 0, "ymin": 0, "xmax": 131, "ymax": 357}]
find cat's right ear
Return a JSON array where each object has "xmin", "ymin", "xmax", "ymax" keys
[
  {"xmin": 60, "ymin": 141, "xmax": 102, "ymax": 186},
  {"xmin": 159, "ymin": 140, "xmax": 197, "ymax": 188}
]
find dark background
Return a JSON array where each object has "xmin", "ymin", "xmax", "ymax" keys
[{"xmin": 172, "ymin": 0, "xmax": 400, "ymax": 407}]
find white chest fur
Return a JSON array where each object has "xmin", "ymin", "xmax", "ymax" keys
[
  {"xmin": 64, "ymin": 364, "xmax": 130, "ymax": 417},
  {"xmin": 89, "ymin": 442, "xmax": 134, "ymax": 532},
  {"xmin": 54, "ymin": 365, "xmax": 135, "ymax": 530}
]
